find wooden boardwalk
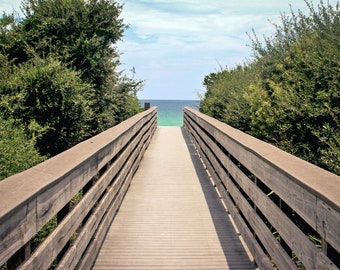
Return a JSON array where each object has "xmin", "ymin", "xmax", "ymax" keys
[{"xmin": 92, "ymin": 127, "xmax": 256, "ymax": 270}]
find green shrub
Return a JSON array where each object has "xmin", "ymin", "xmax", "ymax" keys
[
  {"xmin": 200, "ymin": 0, "xmax": 339, "ymax": 174},
  {"xmin": 0, "ymin": 55, "xmax": 94, "ymax": 156},
  {"xmin": 0, "ymin": 115, "xmax": 45, "ymax": 180}
]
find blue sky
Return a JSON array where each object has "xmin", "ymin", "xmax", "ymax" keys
[{"xmin": 1, "ymin": 0, "xmax": 338, "ymax": 100}]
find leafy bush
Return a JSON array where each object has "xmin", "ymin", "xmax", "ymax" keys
[
  {"xmin": 0, "ymin": 54, "xmax": 94, "ymax": 155},
  {"xmin": 200, "ymin": 64, "xmax": 257, "ymax": 131},
  {"xmin": 0, "ymin": 115, "xmax": 45, "ymax": 180},
  {"xmin": 0, "ymin": 0, "xmax": 142, "ymax": 159},
  {"xmin": 200, "ymin": 0, "xmax": 339, "ymax": 174},
  {"xmin": 18, "ymin": 0, "xmax": 139, "ymax": 133}
]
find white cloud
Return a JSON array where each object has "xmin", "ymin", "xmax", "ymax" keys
[
  {"xmin": 117, "ymin": 0, "xmax": 340, "ymax": 99},
  {"xmin": 1, "ymin": 0, "xmax": 338, "ymax": 100}
]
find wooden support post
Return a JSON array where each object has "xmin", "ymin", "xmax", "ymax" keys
[
  {"xmin": 6, "ymin": 241, "xmax": 30, "ymax": 270},
  {"xmin": 144, "ymin": 102, "xmax": 150, "ymax": 110},
  {"xmin": 57, "ymin": 203, "xmax": 71, "ymax": 263}
]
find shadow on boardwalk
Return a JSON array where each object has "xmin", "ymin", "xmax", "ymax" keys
[{"xmin": 182, "ymin": 128, "xmax": 257, "ymax": 270}]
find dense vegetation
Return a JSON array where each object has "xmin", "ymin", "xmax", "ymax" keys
[
  {"xmin": 200, "ymin": 0, "xmax": 339, "ymax": 175},
  {"xmin": 0, "ymin": 0, "xmax": 143, "ymax": 180}
]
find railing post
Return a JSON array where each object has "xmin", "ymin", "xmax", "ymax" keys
[
  {"xmin": 56, "ymin": 203, "xmax": 71, "ymax": 263},
  {"xmin": 144, "ymin": 102, "xmax": 150, "ymax": 110}
]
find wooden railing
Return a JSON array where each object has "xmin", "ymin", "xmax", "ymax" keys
[
  {"xmin": 184, "ymin": 107, "xmax": 339, "ymax": 270},
  {"xmin": 0, "ymin": 107, "xmax": 157, "ymax": 270}
]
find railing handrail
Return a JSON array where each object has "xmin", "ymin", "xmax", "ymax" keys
[
  {"xmin": 184, "ymin": 107, "xmax": 339, "ymax": 209},
  {"xmin": 184, "ymin": 107, "xmax": 339, "ymax": 270},
  {"xmin": 0, "ymin": 107, "xmax": 157, "ymax": 269}
]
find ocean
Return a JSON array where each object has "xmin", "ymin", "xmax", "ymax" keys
[{"xmin": 139, "ymin": 99, "xmax": 200, "ymax": 126}]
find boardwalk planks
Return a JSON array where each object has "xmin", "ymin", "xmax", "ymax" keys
[
  {"xmin": 92, "ymin": 126, "xmax": 256, "ymax": 270},
  {"xmin": 1, "ymin": 106, "xmax": 338, "ymax": 270}
]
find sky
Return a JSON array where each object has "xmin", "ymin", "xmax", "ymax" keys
[{"xmin": 1, "ymin": 0, "xmax": 338, "ymax": 100}]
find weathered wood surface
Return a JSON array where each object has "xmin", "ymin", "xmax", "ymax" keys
[
  {"xmin": 92, "ymin": 126, "xmax": 256, "ymax": 270},
  {"xmin": 184, "ymin": 107, "xmax": 340, "ymax": 270},
  {"xmin": 2, "ymin": 105, "xmax": 338, "ymax": 270},
  {"xmin": 0, "ymin": 107, "xmax": 157, "ymax": 269}
]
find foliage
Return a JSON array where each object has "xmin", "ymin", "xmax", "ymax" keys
[
  {"xmin": 0, "ymin": 53, "xmax": 94, "ymax": 155},
  {"xmin": 18, "ymin": 0, "xmax": 131, "ymax": 133},
  {"xmin": 0, "ymin": 114, "xmax": 46, "ymax": 180},
  {"xmin": 0, "ymin": 0, "xmax": 142, "ymax": 160},
  {"xmin": 30, "ymin": 216, "xmax": 58, "ymax": 251},
  {"xmin": 112, "ymin": 75, "xmax": 144, "ymax": 123},
  {"xmin": 200, "ymin": 0, "xmax": 340, "ymax": 175},
  {"xmin": 200, "ymin": 64, "xmax": 257, "ymax": 131}
]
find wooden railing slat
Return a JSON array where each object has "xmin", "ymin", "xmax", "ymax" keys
[
  {"xmin": 0, "ymin": 107, "xmax": 157, "ymax": 269},
  {"xmin": 71, "ymin": 120, "xmax": 155, "ymax": 269},
  {"xmin": 185, "ymin": 112, "xmax": 326, "ymax": 269},
  {"xmin": 184, "ymin": 116, "xmax": 297, "ymax": 269},
  {"xmin": 184, "ymin": 117, "xmax": 275, "ymax": 269},
  {"xmin": 184, "ymin": 107, "xmax": 340, "ymax": 270}
]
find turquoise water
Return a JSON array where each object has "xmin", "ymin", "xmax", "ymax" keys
[{"xmin": 140, "ymin": 100, "xmax": 200, "ymax": 126}]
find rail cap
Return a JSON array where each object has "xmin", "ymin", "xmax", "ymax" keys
[
  {"xmin": 184, "ymin": 107, "xmax": 340, "ymax": 210},
  {"xmin": 0, "ymin": 107, "xmax": 157, "ymax": 219}
]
